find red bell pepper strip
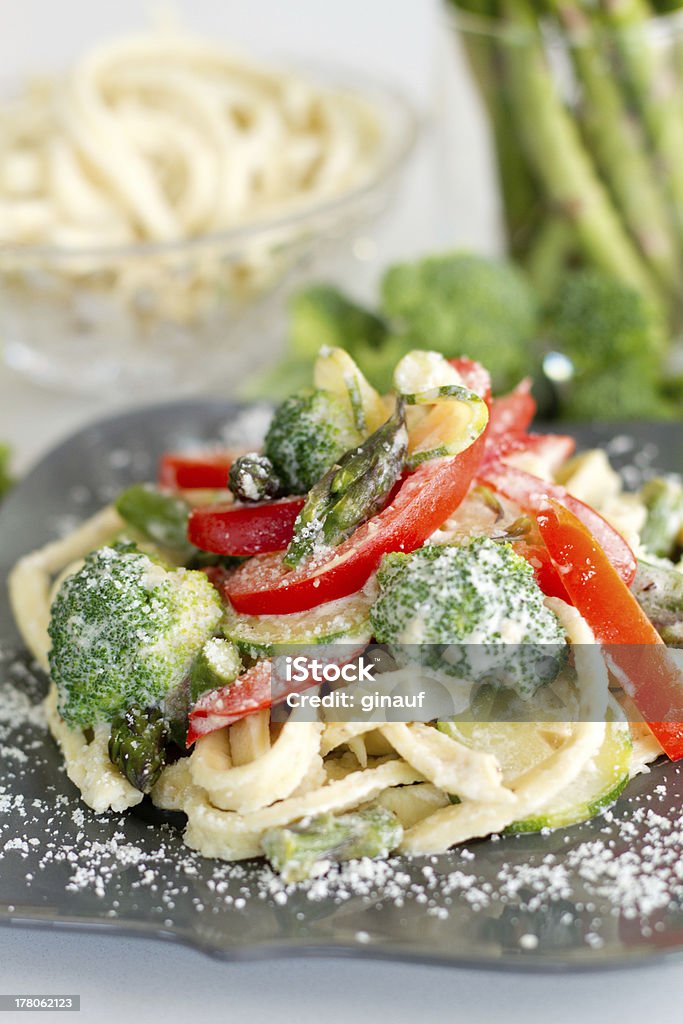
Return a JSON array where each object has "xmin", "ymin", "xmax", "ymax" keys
[
  {"xmin": 537, "ymin": 500, "xmax": 683, "ymax": 760},
  {"xmin": 512, "ymin": 540, "xmax": 570, "ymax": 601},
  {"xmin": 224, "ymin": 432, "xmax": 487, "ymax": 615},
  {"xmin": 486, "ymin": 379, "xmax": 536, "ymax": 443},
  {"xmin": 187, "ymin": 660, "xmax": 276, "ymax": 744},
  {"xmin": 478, "ymin": 459, "xmax": 637, "ymax": 588},
  {"xmin": 188, "ymin": 497, "xmax": 305, "ymax": 556},
  {"xmin": 187, "ymin": 645, "xmax": 367, "ymax": 744},
  {"xmin": 490, "ymin": 433, "xmax": 576, "ymax": 473},
  {"xmin": 158, "ymin": 450, "xmax": 242, "ymax": 490},
  {"xmin": 481, "ymin": 379, "xmax": 575, "ymax": 469}
]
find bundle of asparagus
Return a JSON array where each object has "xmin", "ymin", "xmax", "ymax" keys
[{"xmin": 449, "ymin": 0, "xmax": 683, "ymax": 326}]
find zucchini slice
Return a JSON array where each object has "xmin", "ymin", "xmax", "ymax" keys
[
  {"xmin": 437, "ymin": 719, "xmax": 566, "ymax": 784},
  {"xmin": 507, "ymin": 719, "xmax": 632, "ymax": 833},
  {"xmin": 314, "ymin": 347, "xmax": 388, "ymax": 434},
  {"xmin": 439, "ymin": 707, "xmax": 632, "ymax": 833},
  {"xmin": 393, "ymin": 351, "xmax": 488, "ymax": 468},
  {"xmin": 221, "ymin": 590, "xmax": 373, "ymax": 658}
]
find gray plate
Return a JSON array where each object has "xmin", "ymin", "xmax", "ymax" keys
[{"xmin": 1, "ymin": 404, "xmax": 682, "ymax": 971}]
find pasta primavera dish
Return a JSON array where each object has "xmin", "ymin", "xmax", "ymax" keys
[{"xmin": 9, "ymin": 347, "xmax": 683, "ymax": 883}]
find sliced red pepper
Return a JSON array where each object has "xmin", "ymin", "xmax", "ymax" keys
[
  {"xmin": 486, "ymin": 379, "xmax": 535, "ymax": 443},
  {"xmin": 187, "ymin": 660, "xmax": 276, "ymax": 744},
  {"xmin": 491, "ymin": 433, "xmax": 576, "ymax": 473},
  {"xmin": 159, "ymin": 450, "xmax": 243, "ymax": 490},
  {"xmin": 482, "ymin": 380, "xmax": 574, "ymax": 470},
  {"xmin": 187, "ymin": 645, "xmax": 367, "ymax": 744},
  {"xmin": 512, "ymin": 540, "xmax": 570, "ymax": 601},
  {"xmin": 188, "ymin": 497, "xmax": 305, "ymax": 557},
  {"xmin": 479, "ymin": 460, "xmax": 637, "ymax": 588},
  {"xmin": 225, "ymin": 433, "xmax": 487, "ymax": 615},
  {"xmin": 537, "ymin": 500, "xmax": 683, "ymax": 760}
]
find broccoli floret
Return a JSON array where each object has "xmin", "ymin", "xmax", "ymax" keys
[
  {"xmin": 289, "ymin": 284, "xmax": 388, "ymax": 362},
  {"xmin": 380, "ymin": 252, "xmax": 539, "ymax": 392},
  {"xmin": 353, "ymin": 334, "xmax": 416, "ymax": 394},
  {"xmin": 264, "ymin": 389, "xmax": 363, "ymax": 495},
  {"xmin": 546, "ymin": 270, "xmax": 671, "ymax": 420},
  {"xmin": 556, "ymin": 369, "xmax": 676, "ymax": 421},
  {"xmin": 370, "ymin": 539, "xmax": 566, "ymax": 700},
  {"xmin": 48, "ymin": 542, "xmax": 222, "ymax": 728}
]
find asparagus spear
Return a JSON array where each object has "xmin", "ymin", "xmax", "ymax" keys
[
  {"xmin": 450, "ymin": 0, "xmax": 543, "ymax": 255},
  {"xmin": 550, "ymin": 0, "xmax": 683, "ymax": 294},
  {"xmin": 524, "ymin": 217, "xmax": 577, "ymax": 301},
  {"xmin": 498, "ymin": 0, "xmax": 663, "ymax": 306},
  {"xmin": 164, "ymin": 637, "xmax": 242, "ymax": 747},
  {"xmin": 262, "ymin": 807, "xmax": 403, "ymax": 882},
  {"xmin": 115, "ymin": 484, "xmax": 194, "ymax": 558},
  {"xmin": 640, "ymin": 476, "xmax": 683, "ymax": 557},
  {"xmin": 228, "ymin": 453, "xmax": 282, "ymax": 503},
  {"xmin": 189, "ymin": 637, "xmax": 242, "ymax": 703},
  {"xmin": 108, "ymin": 705, "xmax": 169, "ymax": 793},
  {"xmin": 283, "ymin": 399, "xmax": 408, "ymax": 568},
  {"xmin": 600, "ymin": 0, "xmax": 683, "ymax": 247}
]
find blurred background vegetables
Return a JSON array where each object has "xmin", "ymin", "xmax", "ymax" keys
[
  {"xmin": 249, "ymin": 248, "xmax": 679, "ymax": 419},
  {"xmin": 0, "ymin": 443, "xmax": 13, "ymax": 499},
  {"xmin": 447, "ymin": 0, "xmax": 683, "ymax": 347}
]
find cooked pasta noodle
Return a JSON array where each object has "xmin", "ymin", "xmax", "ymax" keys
[
  {"xmin": 0, "ymin": 30, "xmax": 391, "ymax": 333},
  {"xmin": 0, "ymin": 31, "xmax": 384, "ymax": 249}
]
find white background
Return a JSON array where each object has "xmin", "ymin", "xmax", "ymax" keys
[{"xmin": 2, "ymin": 2, "xmax": 682, "ymax": 1021}]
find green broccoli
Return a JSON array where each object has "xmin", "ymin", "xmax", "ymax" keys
[
  {"xmin": 555, "ymin": 370, "xmax": 676, "ymax": 422},
  {"xmin": 48, "ymin": 542, "xmax": 222, "ymax": 728},
  {"xmin": 264, "ymin": 389, "xmax": 363, "ymax": 495},
  {"xmin": 288, "ymin": 284, "xmax": 388, "ymax": 362},
  {"xmin": 352, "ymin": 334, "xmax": 415, "ymax": 394},
  {"xmin": 545, "ymin": 270, "xmax": 671, "ymax": 420},
  {"xmin": 380, "ymin": 252, "xmax": 539, "ymax": 392},
  {"xmin": 370, "ymin": 539, "xmax": 567, "ymax": 700},
  {"xmin": 245, "ymin": 286, "xmax": 391, "ymax": 401}
]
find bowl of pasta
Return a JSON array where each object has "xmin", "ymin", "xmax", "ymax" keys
[{"xmin": 0, "ymin": 31, "xmax": 416, "ymax": 394}]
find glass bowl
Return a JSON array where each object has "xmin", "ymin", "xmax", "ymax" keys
[{"xmin": 0, "ymin": 63, "xmax": 417, "ymax": 396}]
